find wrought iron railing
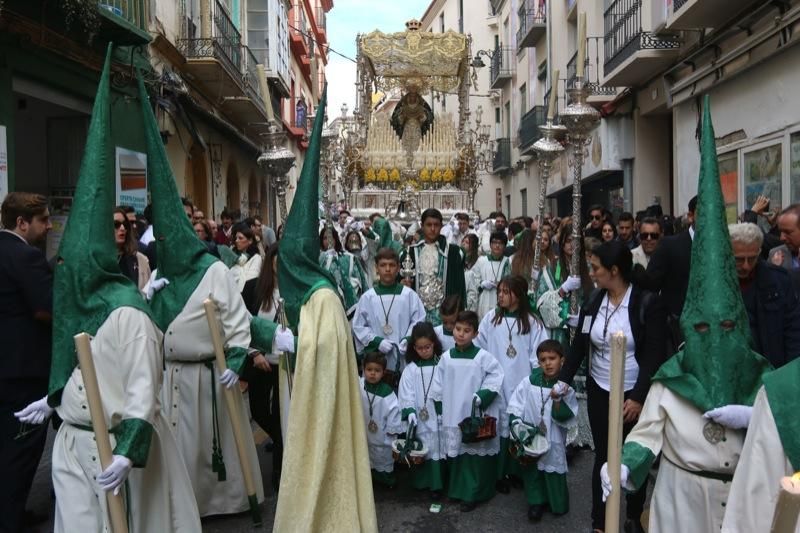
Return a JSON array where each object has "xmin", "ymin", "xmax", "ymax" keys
[
  {"xmin": 518, "ymin": 105, "xmax": 546, "ymax": 150},
  {"xmin": 603, "ymin": 0, "xmax": 680, "ymax": 76},
  {"xmin": 98, "ymin": 0, "xmax": 148, "ymax": 31},
  {"xmin": 516, "ymin": 0, "xmax": 546, "ymax": 47},
  {"xmin": 493, "ymin": 138, "xmax": 512, "ymax": 174},
  {"xmin": 490, "ymin": 46, "xmax": 514, "ymax": 87},
  {"xmin": 673, "ymin": 0, "xmax": 689, "ymax": 11},
  {"xmin": 242, "ymin": 46, "xmax": 268, "ymax": 114},
  {"xmin": 178, "ymin": 0, "xmax": 243, "ymax": 75},
  {"xmin": 566, "ymin": 38, "xmax": 618, "ymax": 95},
  {"xmin": 315, "ymin": 6, "xmax": 326, "ymax": 31}
]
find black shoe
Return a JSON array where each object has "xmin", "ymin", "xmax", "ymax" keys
[
  {"xmin": 460, "ymin": 501, "xmax": 477, "ymax": 512},
  {"xmin": 430, "ymin": 490, "xmax": 442, "ymax": 501},
  {"xmin": 528, "ymin": 504, "xmax": 545, "ymax": 522},
  {"xmin": 624, "ymin": 519, "xmax": 645, "ymax": 533},
  {"xmin": 495, "ymin": 479, "xmax": 510, "ymax": 494},
  {"xmin": 510, "ymin": 475, "xmax": 523, "ymax": 490}
]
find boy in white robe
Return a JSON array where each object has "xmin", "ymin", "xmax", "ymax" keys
[
  {"xmin": 473, "ymin": 231, "xmax": 511, "ymax": 320},
  {"xmin": 360, "ymin": 352, "xmax": 403, "ymax": 487},
  {"xmin": 431, "ymin": 310, "xmax": 504, "ymax": 512},
  {"xmin": 353, "ymin": 247, "xmax": 426, "ymax": 373},
  {"xmin": 15, "ymin": 54, "xmax": 201, "ymax": 532},
  {"xmin": 721, "ymin": 358, "xmax": 800, "ymax": 533},
  {"xmin": 434, "ymin": 294, "xmax": 461, "ymax": 353},
  {"xmin": 598, "ymin": 96, "xmax": 771, "ymax": 533},
  {"xmin": 507, "ymin": 340, "xmax": 578, "ymax": 521},
  {"xmin": 477, "ymin": 275, "xmax": 549, "ymax": 488}
]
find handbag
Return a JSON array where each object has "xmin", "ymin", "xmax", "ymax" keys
[{"xmin": 459, "ymin": 397, "xmax": 497, "ymax": 444}]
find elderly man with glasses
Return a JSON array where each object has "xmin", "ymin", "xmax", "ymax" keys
[
  {"xmin": 631, "ymin": 217, "xmax": 662, "ymax": 268},
  {"xmin": 730, "ymin": 222, "xmax": 800, "ymax": 369}
]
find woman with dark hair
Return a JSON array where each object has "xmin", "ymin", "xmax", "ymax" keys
[
  {"xmin": 113, "ymin": 207, "xmax": 150, "ymax": 289},
  {"xmin": 476, "ymin": 274, "xmax": 549, "ymax": 491},
  {"xmin": 194, "ymin": 220, "xmax": 213, "ymax": 242},
  {"xmin": 318, "ymin": 226, "xmax": 356, "ymax": 312},
  {"xmin": 511, "ymin": 228, "xmax": 556, "ymax": 284},
  {"xmin": 601, "ymin": 221, "xmax": 617, "ymax": 243},
  {"xmin": 556, "ymin": 240, "xmax": 667, "ymax": 533},
  {"xmin": 462, "ymin": 233, "xmax": 480, "ymax": 312},
  {"xmin": 241, "ymin": 243, "xmax": 284, "ymax": 491},
  {"xmin": 229, "ymin": 223, "xmax": 262, "ymax": 292}
]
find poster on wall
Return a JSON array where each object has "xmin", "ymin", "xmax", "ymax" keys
[
  {"xmin": 0, "ymin": 125, "xmax": 8, "ymax": 203},
  {"xmin": 116, "ymin": 148, "xmax": 147, "ymax": 213}
]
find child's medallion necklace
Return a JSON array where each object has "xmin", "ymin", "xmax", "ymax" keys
[
  {"xmin": 366, "ymin": 385, "xmax": 378, "ymax": 433},
  {"xmin": 379, "ymin": 291, "xmax": 398, "ymax": 336},
  {"xmin": 418, "ymin": 363, "xmax": 435, "ymax": 421},
  {"xmin": 503, "ymin": 316, "xmax": 517, "ymax": 357}
]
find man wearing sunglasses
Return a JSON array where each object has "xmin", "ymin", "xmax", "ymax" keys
[
  {"xmin": 631, "ymin": 217, "xmax": 662, "ymax": 269},
  {"xmin": 584, "ymin": 204, "xmax": 605, "ymax": 240}
]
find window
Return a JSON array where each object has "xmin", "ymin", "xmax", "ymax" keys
[
  {"xmin": 247, "ymin": 0, "xmax": 269, "ymax": 65},
  {"xmin": 439, "ymin": 13, "xmax": 445, "ymax": 33},
  {"xmin": 505, "ymin": 194, "xmax": 511, "ymax": 216},
  {"xmin": 718, "ymin": 152, "xmax": 738, "ymax": 223},
  {"xmin": 520, "ymin": 188, "xmax": 528, "ymax": 216},
  {"xmin": 743, "ymin": 143, "xmax": 782, "ymax": 219},
  {"xmin": 519, "ymin": 83, "xmax": 527, "ymax": 118}
]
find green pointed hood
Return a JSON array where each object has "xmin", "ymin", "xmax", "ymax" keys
[
  {"xmin": 138, "ymin": 71, "xmax": 217, "ymax": 331},
  {"xmin": 372, "ymin": 216, "xmax": 401, "ymax": 252},
  {"xmin": 48, "ymin": 45, "xmax": 153, "ymax": 406},
  {"xmin": 652, "ymin": 95, "xmax": 771, "ymax": 411},
  {"xmin": 278, "ymin": 85, "xmax": 335, "ymax": 330}
]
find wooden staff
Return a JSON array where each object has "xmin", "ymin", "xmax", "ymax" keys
[
  {"xmin": 203, "ymin": 299, "xmax": 263, "ymax": 527},
  {"xmin": 605, "ymin": 331, "xmax": 627, "ymax": 533},
  {"xmin": 74, "ymin": 333, "xmax": 128, "ymax": 533},
  {"xmin": 771, "ymin": 475, "xmax": 800, "ymax": 533}
]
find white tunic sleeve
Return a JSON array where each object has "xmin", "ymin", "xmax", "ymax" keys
[
  {"xmin": 210, "ymin": 263, "xmax": 252, "ymax": 352},
  {"xmin": 352, "ymin": 291, "xmax": 378, "ymax": 352},
  {"xmin": 398, "ymin": 364, "xmax": 417, "ymax": 412},
  {"xmin": 478, "ymin": 350, "xmax": 504, "ymax": 396}
]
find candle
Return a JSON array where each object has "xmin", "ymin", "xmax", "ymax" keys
[
  {"xmin": 547, "ymin": 69, "xmax": 560, "ymax": 122},
  {"xmin": 576, "ymin": 13, "xmax": 586, "ymax": 79},
  {"xmin": 771, "ymin": 475, "xmax": 800, "ymax": 533},
  {"xmin": 256, "ymin": 65, "xmax": 275, "ymax": 123}
]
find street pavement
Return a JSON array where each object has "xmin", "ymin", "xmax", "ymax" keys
[{"xmin": 25, "ymin": 428, "xmax": 603, "ymax": 532}]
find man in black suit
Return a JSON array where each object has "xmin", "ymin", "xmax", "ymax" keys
[
  {"xmin": 636, "ymin": 196, "xmax": 696, "ymax": 349},
  {"xmin": 0, "ymin": 192, "xmax": 53, "ymax": 532}
]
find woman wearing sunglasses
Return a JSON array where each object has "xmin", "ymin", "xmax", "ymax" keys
[{"xmin": 113, "ymin": 206, "xmax": 150, "ymax": 289}]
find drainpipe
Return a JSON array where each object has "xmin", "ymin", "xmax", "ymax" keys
[{"xmin": 622, "ymin": 158, "xmax": 633, "ymax": 213}]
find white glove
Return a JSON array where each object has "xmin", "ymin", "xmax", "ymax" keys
[
  {"xmin": 550, "ymin": 381, "xmax": 569, "ymax": 398},
  {"xmin": 378, "ymin": 339, "xmax": 394, "ymax": 354},
  {"xmin": 398, "ymin": 337, "xmax": 408, "ymax": 354},
  {"xmin": 325, "ymin": 248, "xmax": 337, "ymax": 257},
  {"xmin": 600, "ymin": 462, "xmax": 630, "ymax": 502},
  {"xmin": 407, "ymin": 412, "xmax": 418, "ymax": 426},
  {"xmin": 531, "ymin": 268, "xmax": 541, "ymax": 282},
  {"xmin": 14, "ymin": 396, "xmax": 53, "ymax": 425},
  {"xmin": 145, "ymin": 276, "xmax": 170, "ymax": 301},
  {"xmin": 510, "ymin": 417, "xmax": 522, "ymax": 428},
  {"xmin": 703, "ymin": 405, "xmax": 753, "ymax": 430},
  {"xmin": 480, "ymin": 280, "xmax": 496, "ymax": 290},
  {"xmin": 274, "ymin": 327, "xmax": 295, "ymax": 353},
  {"xmin": 473, "ymin": 393, "xmax": 481, "ymax": 406},
  {"xmin": 218, "ymin": 369, "xmax": 239, "ymax": 389},
  {"xmin": 560, "ymin": 275, "xmax": 582, "ymax": 293},
  {"xmin": 97, "ymin": 455, "xmax": 133, "ymax": 495},
  {"xmin": 567, "ymin": 314, "xmax": 580, "ymax": 328}
]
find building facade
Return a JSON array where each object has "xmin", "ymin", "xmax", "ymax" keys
[{"xmin": 0, "ymin": 0, "xmax": 331, "ymax": 250}]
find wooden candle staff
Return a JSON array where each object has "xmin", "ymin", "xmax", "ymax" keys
[
  {"xmin": 771, "ymin": 474, "xmax": 800, "ymax": 533},
  {"xmin": 74, "ymin": 333, "xmax": 128, "ymax": 533},
  {"xmin": 203, "ymin": 299, "xmax": 263, "ymax": 527},
  {"xmin": 605, "ymin": 331, "xmax": 627, "ymax": 533}
]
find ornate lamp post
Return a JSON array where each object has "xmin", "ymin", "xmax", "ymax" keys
[
  {"xmin": 560, "ymin": 77, "xmax": 600, "ymax": 314},
  {"xmin": 257, "ymin": 122, "xmax": 296, "ymax": 227}
]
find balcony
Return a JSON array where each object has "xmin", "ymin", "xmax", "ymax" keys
[
  {"xmin": 493, "ymin": 138, "xmax": 512, "ymax": 174},
  {"xmin": 567, "ymin": 38, "xmax": 620, "ymax": 102},
  {"xmin": 315, "ymin": 6, "xmax": 327, "ymax": 45},
  {"xmin": 666, "ymin": 0, "xmax": 760, "ymax": 30},
  {"xmin": 97, "ymin": 0, "xmax": 150, "ymax": 44},
  {"xmin": 291, "ymin": 2, "xmax": 310, "ymax": 60},
  {"xmin": 603, "ymin": 0, "xmax": 681, "ymax": 87},
  {"xmin": 518, "ymin": 105, "xmax": 546, "ymax": 155},
  {"xmin": 178, "ymin": 0, "xmax": 244, "ymax": 89},
  {"xmin": 517, "ymin": 0, "xmax": 546, "ymax": 48},
  {"xmin": 490, "ymin": 46, "xmax": 514, "ymax": 89}
]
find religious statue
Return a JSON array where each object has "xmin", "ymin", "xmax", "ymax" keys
[{"xmin": 391, "ymin": 88, "xmax": 434, "ymax": 161}]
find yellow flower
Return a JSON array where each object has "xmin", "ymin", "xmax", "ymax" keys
[
  {"xmin": 406, "ymin": 179, "xmax": 419, "ymax": 190},
  {"xmin": 377, "ymin": 168, "xmax": 389, "ymax": 181},
  {"xmin": 365, "ymin": 168, "xmax": 376, "ymax": 182},
  {"xmin": 443, "ymin": 167, "xmax": 455, "ymax": 182},
  {"xmin": 419, "ymin": 167, "xmax": 431, "ymax": 182},
  {"xmin": 389, "ymin": 168, "xmax": 400, "ymax": 181},
  {"xmin": 431, "ymin": 168, "xmax": 443, "ymax": 182}
]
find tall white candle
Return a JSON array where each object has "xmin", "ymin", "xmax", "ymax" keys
[
  {"xmin": 576, "ymin": 13, "xmax": 586, "ymax": 79},
  {"xmin": 547, "ymin": 69, "xmax": 560, "ymax": 121}
]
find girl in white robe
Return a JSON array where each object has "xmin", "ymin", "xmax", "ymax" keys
[
  {"xmin": 430, "ymin": 311, "xmax": 504, "ymax": 511},
  {"xmin": 398, "ymin": 323, "xmax": 446, "ymax": 494},
  {"xmin": 360, "ymin": 353, "xmax": 403, "ymax": 486},
  {"xmin": 476, "ymin": 275, "xmax": 549, "ymax": 485}
]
